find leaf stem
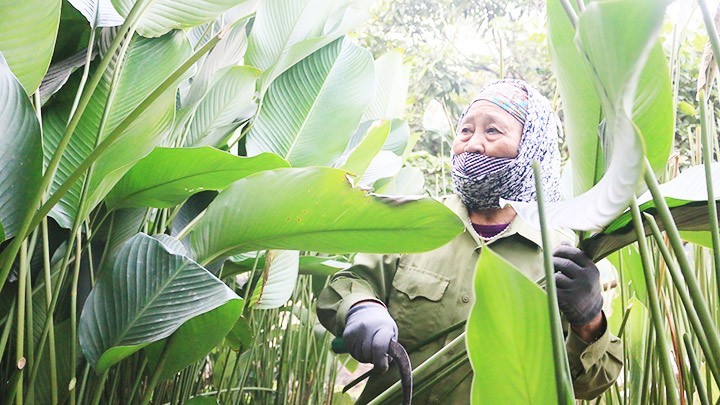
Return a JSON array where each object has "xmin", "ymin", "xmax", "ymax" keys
[
  {"xmin": 141, "ymin": 336, "xmax": 174, "ymax": 405},
  {"xmin": 683, "ymin": 333, "xmax": 710, "ymax": 405},
  {"xmin": 630, "ymin": 196, "xmax": 679, "ymax": 403},
  {"xmin": 559, "ymin": 0, "xmax": 579, "ymax": 29},
  {"xmin": 367, "ymin": 332, "xmax": 466, "ymax": 405},
  {"xmin": 643, "ymin": 158, "xmax": 720, "ymax": 374},
  {"xmin": 0, "ymin": 0, "xmax": 154, "ymax": 297},
  {"xmin": 698, "ymin": 91, "xmax": 720, "ymax": 311},
  {"xmin": 643, "ymin": 212, "xmax": 720, "ymax": 384},
  {"xmin": 533, "ymin": 161, "xmax": 574, "ymax": 404}
]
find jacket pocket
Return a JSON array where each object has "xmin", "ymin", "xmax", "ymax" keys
[{"xmin": 392, "ymin": 265, "xmax": 449, "ymax": 301}]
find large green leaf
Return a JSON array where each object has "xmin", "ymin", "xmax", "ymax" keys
[
  {"xmin": 583, "ymin": 163, "xmax": 720, "ymax": 259},
  {"xmin": 110, "ymin": 0, "xmax": 249, "ymax": 38},
  {"xmin": 188, "ymin": 167, "xmax": 464, "ymax": 264},
  {"xmin": 467, "ymin": 247, "xmax": 558, "ymax": 403},
  {"xmin": 605, "ymin": 163, "xmax": 720, "ymax": 233},
  {"xmin": 512, "ymin": 0, "xmax": 672, "ymax": 231},
  {"xmin": 68, "ymin": 0, "xmax": 124, "ymax": 27},
  {"xmin": 547, "ymin": 0, "xmax": 673, "ymax": 195},
  {"xmin": 245, "ymin": 0, "xmax": 371, "ymax": 92},
  {"xmin": 374, "ymin": 167, "xmax": 425, "ymax": 196},
  {"xmin": 361, "ymin": 50, "xmax": 409, "ymax": 121},
  {"xmin": 182, "ymin": 66, "xmax": 259, "ymax": 147},
  {"xmin": 0, "ymin": 53, "xmax": 42, "ymax": 240},
  {"xmin": 607, "ymin": 245, "xmax": 647, "ymax": 307},
  {"xmin": 181, "ymin": 22, "xmax": 248, "ymax": 107},
  {"xmin": 249, "ymin": 250, "xmax": 299, "ymax": 309},
  {"xmin": 341, "ymin": 120, "xmax": 391, "ymax": 180},
  {"xmin": 44, "ymin": 31, "xmax": 191, "ymax": 228},
  {"xmin": 144, "ymin": 299, "xmax": 243, "ymax": 381},
  {"xmin": 79, "ymin": 233, "xmax": 240, "ymax": 371},
  {"xmin": 246, "ymin": 38, "xmax": 374, "ymax": 167},
  {"xmin": 0, "ymin": 0, "xmax": 61, "ymax": 94},
  {"xmin": 106, "ymin": 147, "xmax": 289, "ymax": 209}
]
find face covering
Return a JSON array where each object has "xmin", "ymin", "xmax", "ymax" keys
[{"xmin": 451, "ymin": 79, "xmax": 561, "ymax": 211}]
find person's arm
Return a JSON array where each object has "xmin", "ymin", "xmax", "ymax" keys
[
  {"xmin": 566, "ymin": 312, "xmax": 623, "ymax": 400},
  {"xmin": 316, "ymin": 253, "xmax": 399, "ymax": 336},
  {"xmin": 553, "ymin": 244, "xmax": 623, "ymax": 399}
]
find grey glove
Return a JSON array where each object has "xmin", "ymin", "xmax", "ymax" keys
[
  {"xmin": 343, "ymin": 302, "xmax": 398, "ymax": 373},
  {"xmin": 553, "ymin": 244, "xmax": 603, "ymax": 326}
]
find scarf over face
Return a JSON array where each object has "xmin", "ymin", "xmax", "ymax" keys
[{"xmin": 451, "ymin": 79, "xmax": 562, "ymax": 211}]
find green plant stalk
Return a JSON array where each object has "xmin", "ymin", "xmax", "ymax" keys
[
  {"xmin": 126, "ymin": 357, "xmax": 147, "ymax": 405},
  {"xmin": 67, "ymin": 27, "xmax": 97, "ymax": 121},
  {"xmin": 533, "ymin": 161, "xmax": 574, "ymax": 403},
  {"xmin": 630, "ymin": 196, "xmax": 678, "ymax": 403},
  {"xmin": 24, "ymin": 221, "xmax": 83, "ymax": 393},
  {"xmin": 367, "ymin": 331, "xmax": 466, "ymax": 405},
  {"xmin": 0, "ymin": 301, "xmax": 15, "ymax": 365},
  {"xmin": 643, "ymin": 158, "xmax": 720, "ymax": 368},
  {"xmin": 0, "ymin": 0, "xmax": 155, "ymax": 297},
  {"xmin": 698, "ymin": 91, "xmax": 720, "ymax": 307},
  {"xmin": 683, "ymin": 333, "xmax": 710, "ymax": 405},
  {"xmin": 616, "ymin": 304, "xmax": 632, "ymax": 339},
  {"xmin": 699, "ymin": 0, "xmax": 720, "ymax": 84},
  {"xmin": 15, "ymin": 240, "xmax": 28, "ymax": 405},
  {"xmin": 23, "ymin": 265, "xmax": 34, "ymax": 405},
  {"xmin": 41, "ymin": 219, "xmax": 59, "ymax": 404},
  {"xmin": 30, "ymin": 28, "xmax": 228, "ymax": 241},
  {"xmin": 410, "ymin": 352, "xmax": 468, "ymax": 400},
  {"xmin": 141, "ymin": 335, "xmax": 175, "ymax": 405},
  {"xmin": 89, "ymin": 370, "xmax": 109, "ymax": 405},
  {"xmin": 69, "ymin": 232, "xmax": 82, "ymax": 405},
  {"xmin": 559, "ymin": 0, "xmax": 579, "ymax": 29},
  {"xmin": 643, "ymin": 212, "xmax": 720, "ymax": 383}
]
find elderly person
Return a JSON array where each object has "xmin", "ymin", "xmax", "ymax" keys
[{"xmin": 317, "ymin": 80, "xmax": 623, "ymax": 403}]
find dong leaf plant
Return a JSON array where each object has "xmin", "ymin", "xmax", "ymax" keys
[{"xmin": 0, "ymin": 0, "xmax": 461, "ymax": 403}]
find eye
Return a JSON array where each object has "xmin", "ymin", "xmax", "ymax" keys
[
  {"xmin": 459, "ymin": 127, "xmax": 473, "ymax": 137},
  {"xmin": 486, "ymin": 126, "xmax": 500, "ymax": 134}
]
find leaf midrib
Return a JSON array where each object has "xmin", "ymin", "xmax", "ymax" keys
[
  {"xmin": 283, "ymin": 41, "xmax": 343, "ymax": 161},
  {"xmin": 108, "ymin": 252, "xmax": 216, "ymax": 349},
  {"xmin": 200, "ymin": 224, "xmax": 460, "ymax": 265}
]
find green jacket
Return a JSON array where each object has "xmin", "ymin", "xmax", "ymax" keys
[{"xmin": 317, "ymin": 195, "xmax": 623, "ymax": 403}]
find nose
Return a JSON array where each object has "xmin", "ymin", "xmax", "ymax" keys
[{"xmin": 464, "ymin": 131, "xmax": 486, "ymax": 154}]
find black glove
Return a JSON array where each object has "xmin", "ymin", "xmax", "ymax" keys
[
  {"xmin": 552, "ymin": 244, "xmax": 603, "ymax": 326},
  {"xmin": 343, "ymin": 302, "xmax": 398, "ymax": 373}
]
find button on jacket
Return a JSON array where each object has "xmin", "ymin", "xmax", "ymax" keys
[{"xmin": 317, "ymin": 194, "xmax": 623, "ymax": 403}]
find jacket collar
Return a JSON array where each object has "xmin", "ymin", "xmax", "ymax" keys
[{"xmin": 444, "ymin": 194, "xmax": 545, "ymax": 251}]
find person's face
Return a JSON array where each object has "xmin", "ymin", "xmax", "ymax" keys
[{"xmin": 452, "ymin": 100, "xmax": 523, "ymax": 158}]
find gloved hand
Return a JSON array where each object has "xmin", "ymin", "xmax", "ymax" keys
[
  {"xmin": 343, "ymin": 302, "xmax": 398, "ymax": 373},
  {"xmin": 553, "ymin": 244, "xmax": 603, "ymax": 326}
]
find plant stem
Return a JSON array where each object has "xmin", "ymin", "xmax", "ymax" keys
[
  {"xmin": 533, "ymin": 161, "xmax": 574, "ymax": 403},
  {"xmin": 0, "ymin": 0, "xmax": 154, "ymax": 297},
  {"xmin": 69, "ymin": 231, "xmax": 82, "ymax": 405},
  {"xmin": 41, "ymin": 219, "xmax": 58, "ymax": 404},
  {"xmin": 644, "ymin": 213, "xmax": 720, "ymax": 383},
  {"xmin": 127, "ymin": 357, "xmax": 148, "ymax": 404},
  {"xmin": 141, "ymin": 336, "xmax": 174, "ymax": 405},
  {"xmin": 367, "ymin": 332, "xmax": 466, "ymax": 405},
  {"xmin": 643, "ymin": 158, "xmax": 720, "ymax": 371},
  {"xmin": 630, "ymin": 196, "xmax": 679, "ymax": 404},
  {"xmin": 559, "ymin": 0, "xmax": 579, "ymax": 29},
  {"xmin": 698, "ymin": 91, "xmax": 720, "ymax": 310},
  {"xmin": 683, "ymin": 333, "xmax": 710, "ymax": 405},
  {"xmin": 0, "ymin": 301, "xmax": 15, "ymax": 366},
  {"xmin": 15, "ymin": 239, "xmax": 28, "ymax": 405},
  {"xmin": 31, "ymin": 29, "xmax": 227, "ymax": 239},
  {"xmin": 90, "ymin": 371, "xmax": 109, "ymax": 405}
]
